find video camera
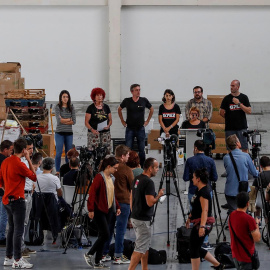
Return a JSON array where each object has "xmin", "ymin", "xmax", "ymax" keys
[
  {"xmin": 157, "ymin": 134, "xmax": 178, "ymax": 169},
  {"xmin": 79, "ymin": 146, "xmax": 95, "ymax": 162},
  {"xmin": 196, "ymin": 128, "xmax": 216, "ymax": 149},
  {"xmin": 24, "ymin": 133, "xmax": 43, "ymax": 149}
]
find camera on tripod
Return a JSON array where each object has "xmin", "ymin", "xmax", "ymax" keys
[
  {"xmin": 196, "ymin": 128, "xmax": 216, "ymax": 157},
  {"xmin": 79, "ymin": 147, "xmax": 95, "ymax": 162},
  {"xmin": 243, "ymin": 130, "xmax": 262, "ymax": 148},
  {"xmin": 24, "ymin": 133, "xmax": 43, "ymax": 149},
  {"xmin": 158, "ymin": 134, "xmax": 178, "ymax": 169}
]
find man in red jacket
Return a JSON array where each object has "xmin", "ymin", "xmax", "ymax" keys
[{"xmin": 0, "ymin": 138, "xmax": 37, "ymax": 269}]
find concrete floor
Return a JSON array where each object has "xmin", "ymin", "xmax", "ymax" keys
[{"xmin": 1, "ymin": 101, "xmax": 270, "ymax": 269}]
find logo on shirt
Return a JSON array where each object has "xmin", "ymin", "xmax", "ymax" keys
[
  {"xmin": 162, "ymin": 112, "xmax": 176, "ymax": 119},
  {"xmin": 134, "ymin": 179, "xmax": 139, "ymax": 188},
  {"xmin": 95, "ymin": 111, "xmax": 108, "ymax": 121},
  {"xmin": 229, "ymin": 104, "xmax": 241, "ymax": 111}
]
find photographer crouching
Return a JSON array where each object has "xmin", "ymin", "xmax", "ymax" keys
[{"xmin": 186, "ymin": 168, "xmax": 223, "ymax": 270}]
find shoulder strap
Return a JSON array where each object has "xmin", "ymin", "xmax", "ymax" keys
[
  {"xmin": 229, "ymin": 217, "xmax": 252, "ymax": 258},
  {"xmin": 229, "ymin": 152, "xmax": 241, "ymax": 182}
]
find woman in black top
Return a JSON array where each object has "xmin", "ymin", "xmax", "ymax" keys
[
  {"xmin": 85, "ymin": 88, "xmax": 112, "ymax": 153},
  {"xmin": 181, "ymin": 107, "xmax": 205, "ymax": 129},
  {"xmin": 186, "ymin": 168, "xmax": 223, "ymax": 270},
  {"xmin": 158, "ymin": 89, "xmax": 181, "ymax": 137}
]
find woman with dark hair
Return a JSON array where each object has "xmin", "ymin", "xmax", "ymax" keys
[
  {"xmin": 186, "ymin": 168, "xmax": 223, "ymax": 270},
  {"xmin": 85, "ymin": 88, "xmax": 112, "ymax": 153},
  {"xmin": 158, "ymin": 89, "xmax": 181, "ymax": 137},
  {"xmin": 55, "ymin": 90, "xmax": 76, "ymax": 175},
  {"xmin": 84, "ymin": 156, "xmax": 121, "ymax": 268},
  {"xmin": 181, "ymin": 107, "xmax": 205, "ymax": 129},
  {"xmin": 126, "ymin": 151, "xmax": 143, "ymax": 178}
]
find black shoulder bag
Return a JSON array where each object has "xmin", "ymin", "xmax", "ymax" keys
[
  {"xmin": 229, "ymin": 217, "xmax": 260, "ymax": 269},
  {"xmin": 229, "ymin": 152, "xmax": 249, "ymax": 193}
]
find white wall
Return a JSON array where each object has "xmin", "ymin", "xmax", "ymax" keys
[
  {"xmin": 1, "ymin": 6, "xmax": 270, "ymax": 102},
  {"xmin": 0, "ymin": 6, "xmax": 108, "ymax": 101},
  {"xmin": 121, "ymin": 6, "xmax": 270, "ymax": 102}
]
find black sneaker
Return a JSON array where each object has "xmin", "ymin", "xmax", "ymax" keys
[
  {"xmin": 221, "ymin": 203, "xmax": 230, "ymax": 209},
  {"xmin": 0, "ymin": 238, "xmax": 6, "ymax": 246},
  {"xmin": 213, "ymin": 263, "xmax": 225, "ymax": 269}
]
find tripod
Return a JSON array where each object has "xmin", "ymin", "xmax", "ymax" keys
[
  {"xmin": 211, "ymin": 182, "xmax": 226, "ymax": 243},
  {"xmin": 252, "ymin": 150, "xmax": 270, "ymax": 247},
  {"xmin": 63, "ymin": 159, "xmax": 94, "ymax": 253},
  {"xmin": 152, "ymin": 156, "xmax": 186, "ymax": 246}
]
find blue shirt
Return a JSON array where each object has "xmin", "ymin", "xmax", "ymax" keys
[
  {"xmin": 183, "ymin": 153, "xmax": 218, "ymax": 194},
  {"xmin": 224, "ymin": 149, "xmax": 258, "ymax": 196}
]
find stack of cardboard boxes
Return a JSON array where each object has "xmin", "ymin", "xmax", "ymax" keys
[
  {"xmin": 207, "ymin": 95, "xmax": 227, "ymax": 155},
  {"xmin": 0, "ymin": 62, "xmax": 24, "ymax": 119}
]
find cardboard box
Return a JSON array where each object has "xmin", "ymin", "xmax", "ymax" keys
[
  {"xmin": 208, "ymin": 95, "xmax": 226, "ymax": 124},
  {"xmin": 0, "ymin": 72, "xmax": 20, "ymax": 92},
  {"xmin": 0, "ymin": 95, "xmax": 5, "ymax": 107},
  {"xmin": 41, "ymin": 134, "xmax": 54, "ymax": 158},
  {"xmin": 209, "ymin": 123, "xmax": 225, "ymax": 138},
  {"xmin": 147, "ymin": 129, "xmax": 163, "ymax": 150},
  {"xmin": 0, "ymin": 62, "xmax": 21, "ymax": 73},
  {"xmin": 212, "ymin": 138, "xmax": 227, "ymax": 154},
  {"xmin": 211, "ymin": 111, "xmax": 225, "ymax": 124},
  {"xmin": 0, "ymin": 106, "xmax": 6, "ymax": 119},
  {"xmin": 19, "ymin": 77, "xmax": 25, "ymax": 89}
]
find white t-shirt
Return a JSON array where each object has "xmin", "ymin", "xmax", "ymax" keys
[
  {"xmin": 35, "ymin": 173, "xmax": 61, "ymax": 198},
  {"xmin": 21, "ymin": 157, "xmax": 33, "ymax": 191}
]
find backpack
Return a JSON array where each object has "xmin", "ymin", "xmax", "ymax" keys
[
  {"xmin": 148, "ymin": 247, "xmax": 167, "ymax": 264},
  {"xmin": 109, "ymin": 239, "xmax": 134, "ymax": 259},
  {"xmin": 24, "ymin": 219, "xmax": 44, "ymax": 246},
  {"xmin": 176, "ymin": 226, "xmax": 192, "ymax": 263},
  {"xmin": 214, "ymin": 242, "xmax": 235, "ymax": 269}
]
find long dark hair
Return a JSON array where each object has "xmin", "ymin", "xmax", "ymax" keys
[
  {"xmin": 98, "ymin": 156, "xmax": 119, "ymax": 172},
  {"xmin": 58, "ymin": 90, "xmax": 72, "ymax": 112},
  {"xmin": 162, "ymin": 89, "xmax": 175, "ymax": 103}
]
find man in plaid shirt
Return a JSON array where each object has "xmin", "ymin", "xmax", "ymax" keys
[{"xmin": 185, "ymin": 86, "xmax": 213, "ymax": 126}]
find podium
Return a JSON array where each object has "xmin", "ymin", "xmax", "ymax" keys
[
  {"xmin": 180, "ymin": 129, "xmax": 199, "ymax": 159},
  {"xmin": 180, "ymin": 129, "xmax": 200, "ymax": 194}
]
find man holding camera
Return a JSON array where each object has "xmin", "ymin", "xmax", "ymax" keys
[
  {"xmin": 0, "ymin": 138, "xmax": 37, "ymax": 268},
  {"xmin": 183, "ymin": 139, "xmax": 218, "ymax": 249},
  {"xmin": 219, "ymin": 80, "xmax": 251, "ymax": 153},
  {"xmin": 185, "ymin": 86, "xmax": 213, "ymax": 125}
]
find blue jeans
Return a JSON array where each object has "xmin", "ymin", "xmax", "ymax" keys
[
  {"xmin": 114, "ymin": 203, "xmax": 130, "ymax": 257},
  {"xmin": 103, "ymin": 203, "xmax": 130, "ymax": 257},
  {"xmin": 0, "ymin": 196, "xmax": 7, "ymax": 240},
  {"xmin": 125, "ymin": 127, "xmax": 146, "ymax": 168},
  {"xmin": 55, "ymin": 133, "xmax": 73, "ymax": 172},
  {"xmin": 4, "ymin": 199, "xmax": 26, "ymax": 260}
]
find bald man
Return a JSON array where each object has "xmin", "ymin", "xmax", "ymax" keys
[{"xmin": 219, "ymin": 80, "xmax": 251, "ymax": 153}]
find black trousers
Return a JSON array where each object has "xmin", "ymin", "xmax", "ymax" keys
[
  {"xmin": 4, "ymin": 199, "xmax": 26, "ymax": 260},
  {"xmin": 189, "ymin": 225, "xmax": 210, "ymax": 259},
  {"xmin": 88, "ymin": 208, "xmax": 114, "ymax": 264}
]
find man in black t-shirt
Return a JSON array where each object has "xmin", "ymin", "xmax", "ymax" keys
[
  {"xmin": 118, "ymin": 84, "xmax": 154, "ymax": 168},
  {"xmin": 129, "ymin": 158, "xmax": 164, "ymax": 270},
  {"xmin": 219, "ymin": 80, "xmax": 251, "ymax": 152}
]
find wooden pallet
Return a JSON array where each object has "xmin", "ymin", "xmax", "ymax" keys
[{"xmin": 6, "ymin": 89, "xmax": 45, "ymax": 99}]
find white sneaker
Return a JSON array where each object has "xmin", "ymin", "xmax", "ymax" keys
[
  {"xmin": 12, "ymin": 257, "xmax": 33, "ymax": 269},
  {"xmin": 113, "ymin": 255, "xmax": 130, "ymax": 264},
  {"xmin": 101, "ymin": 254, "xmax": 111, "ymax": 262},
  {"xmin": 3, "ymin": 257, "xmax": 13, "ymax": 266}
]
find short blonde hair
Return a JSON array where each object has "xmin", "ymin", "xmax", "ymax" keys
[{"xmin": 226, "ymin": 134, "xmax": 239, "ymax": 150}]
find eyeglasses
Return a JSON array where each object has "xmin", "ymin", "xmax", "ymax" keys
[
  {"xmin": 194, "ymin": 91, "xmax": 201, "ymax": 94},
  {"xmin": 113, "ymin": 166, "xmax": 118, "ymax": 170}
]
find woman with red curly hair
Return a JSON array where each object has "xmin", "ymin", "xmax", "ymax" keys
[{"xmin": 85, "ymin": 88, "xmax": 112, "ymax": 153}]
